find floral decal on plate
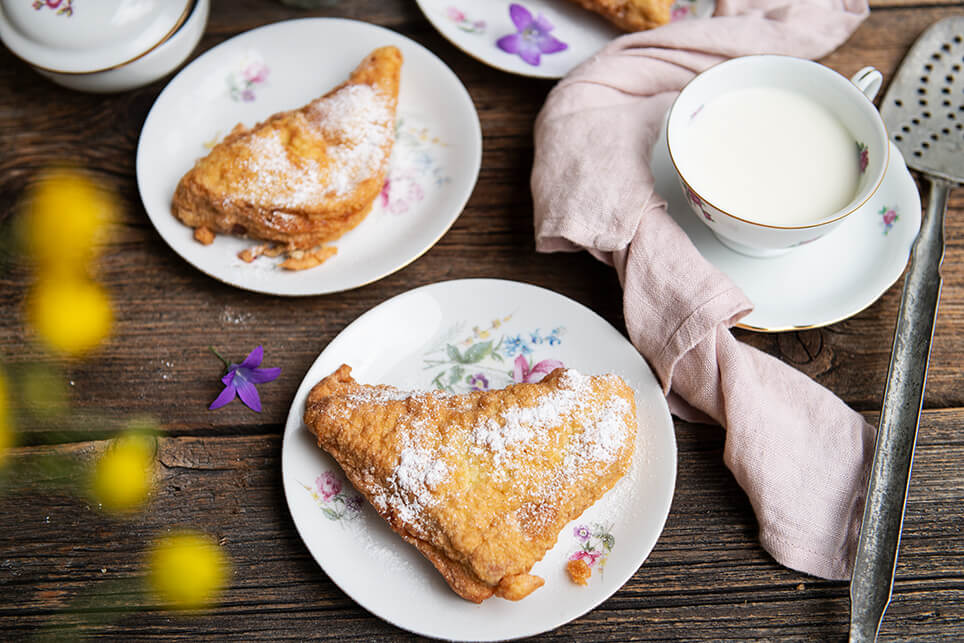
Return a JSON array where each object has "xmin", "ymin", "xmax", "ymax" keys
[
  {"xmin": 879, "ymin": 205, "xmax": 899, "ymax": 235},
  {"xmin": 379, "ymin": 116, "xmax": 451, "ymax": 215},
  {"xmin": 569, "ymin": 522, "xmax": 615, "ymax": 573},
  {"xmin": 685, "ymin": 184, "xmax": 713, "ymax": 221},
  {"xmin": 300, "ymin": 471, "xmax": 363, "ymax": 522},
  {"xmin": 497, "ymin": 4, "xmax": 568, "ymax": 67},
  {"xmin": 671, "ymin": 0, "xmax": 715, "ymax": 21},
  {"xmin": 423, "ymin": 317, "xmax": 566, "ymax": 393},
  {"xmin": 228, "ymin": 52, "xmax": 270, "ymax": 102},
  {"xmin": 856, "ymin": 141, "xmax": 869, "ymax": 174},
  {"xmin": 790, "ymin": 236, "xmax": 820, "ymax": 248},
  {"xmin": 446, "ymin": 6, "xmax": 486, "ymax": 34},
  {"xmin": 33, "ymin": 0, "xmax": 73, "ymax": 16}
]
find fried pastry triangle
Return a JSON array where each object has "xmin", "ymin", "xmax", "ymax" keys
[
  {"xmin": 567, "ymin": 0, "xmax": 674, "ymax": 32},
  {"xmin": 303, "ymin": 364, "xmax": 637, "ymax": 603},
  {"xmin": 171, "ymin": 46, "xmax": 402, "ymax": 266}
]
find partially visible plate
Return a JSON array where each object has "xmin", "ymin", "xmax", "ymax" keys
[
  {"xmin": 281, "ymin": 279, "xmax": 677, "ymax": 640},
  {"xmin": 137, "ymin": 18, "xmax": 481, "ymax": 296},
  {"xmin": 415, "ymin": 0, "xmax": 715, "ymax": 79},
  {"xmin": 652, "ymin": 129, "xmax": 922, "ymax": 331}
]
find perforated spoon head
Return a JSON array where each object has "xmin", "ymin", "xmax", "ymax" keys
[{"xmin": 880, "ymin": 16, "xmax": 964, "ymax": 185}]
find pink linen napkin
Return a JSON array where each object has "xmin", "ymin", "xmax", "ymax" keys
[{"xmin": 532, "ymin": 0, "xmax": 876, "ymax": 580}]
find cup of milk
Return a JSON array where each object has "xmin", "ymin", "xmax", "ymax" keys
[{"xmin": 666, "ymin": 55, "xmax": 888, "ymax": 257}]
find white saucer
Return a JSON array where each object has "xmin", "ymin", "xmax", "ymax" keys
[
  {"xmin": 651, "ymin": 130, "xmax": 922, "ymax": 331},
  {"xmin": 136, "ymin": 19, "xmax": 481, "ymax": 296},
  {"xmin": 415, "ymin": 0, "xmax": 715, "ymax": 79},
  {"xmin": 281, "ymin": 279, "xmax": 676, "ymax": 640}
]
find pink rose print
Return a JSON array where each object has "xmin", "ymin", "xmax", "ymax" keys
[
  {"xmin": 685, "ymin": 185, "xmax": 713, "ymax": 221},
  {"xmin": 569, "ymin": 549, "xmax": 602, "ymax": 566},
  {"xmin": 513, "ymin": 354, "xmax": 564, "ymax": 383},
  {"xmin": 301, "ymin": 471, "xmax": 362, "ymax": 522},
  {"xmin": 568, "ymin": 522, "xmax": 615, "ymax": 574},
  {"xmin": 857, "ymin": 142, "xmax": 869, "ymax": 174},
  {"xmin": 879, "ymin": 205, "xmax": 899, "ymax": 235},
  {"xmin": 243, "ymin": 63, "xmax": 269, "ymax": 84},
  {"xmin": 380, "ymin": 170, "xmax": 426, "ymax": 214},
  {"xmin": 32, "ymin": 0, "xmax": 73, "ymax": 15},
  {"xmin": 446, "ymin": 6, "xmax": 486, "ymax": 34},
  {"xmin": 315, "ymin": 471, "xmax": 342, "ymax": 501}
]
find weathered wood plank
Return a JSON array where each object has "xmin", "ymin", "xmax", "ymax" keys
[
  {"xmin": 1, "ymin": 1, "xmax": 962, "ymax": 640},
  {"xmin": 0, "ymin": 406, "xmax": 960, "ymax": 639}
]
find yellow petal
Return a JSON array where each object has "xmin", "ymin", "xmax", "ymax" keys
[
  {"xmin": 149, "ymin": 532, "xmax": 228, "ymax": 610},
  {"xmin": 28, "ymin": 277, "xmax": 112, "ymax": 356},
  {"xmin": 0, "ymin": 373, "xmax": 11, "ymax": 466},
  {"xmin": 23, "ymin": 169, "xmax": 115, "ymax": 271},
  {"xmin": 91, "ymin": 432, "xmax": 155, "ymax": 513}
]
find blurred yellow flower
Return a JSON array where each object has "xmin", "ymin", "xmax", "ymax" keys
[
  {"xmin": 149, "ymin": 532, "xmax": 228, "ymax": 610},
  {"xmin": 23, "ymin": 169, "xmax": 115, "ymax": 272},
  {"xmin": 91, "ymin": 432, "xmax": 155, "ymax": 513},
  {"xmin": 28, "ymin": 277, "xmax": 112, "ymax": 357},
  {"xmin": 0, "ymin": 373, "xmax": 11, "ymax": 465}
]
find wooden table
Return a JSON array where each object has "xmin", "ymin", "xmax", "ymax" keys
[{"xmin": 1, "ymin": 1, "xmax": 962, "ymax": 640}]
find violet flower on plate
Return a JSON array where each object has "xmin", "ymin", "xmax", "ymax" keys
[{"xmin": 497, "ymin": 4, "xmax": 568, "ymax": 66}]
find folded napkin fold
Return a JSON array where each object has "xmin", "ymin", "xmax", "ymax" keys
[{"xmin": 532, "ymin": 0, "xmax": 876, "ymax": 580}]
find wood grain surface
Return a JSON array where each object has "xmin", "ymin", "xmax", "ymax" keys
[{"xmin": 1, "ymin": 0, "xmax": 962, "ymax": 640}]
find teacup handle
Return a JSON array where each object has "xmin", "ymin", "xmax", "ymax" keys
[{"xmin": 851, "ymin": 66, "xmax": 883, "ymax": 101}]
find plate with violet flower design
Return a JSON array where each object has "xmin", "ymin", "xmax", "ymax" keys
[
  {"xmin": 281, "ymin": 279, "xmax": 677, "ymax": 639},
  {"xmin": 415, "ymin": 0, "xmax": 715, "ymax": 79},
  {"xmin": 137, "ymin": 18, "xmax": 481, "ymax": 296}
]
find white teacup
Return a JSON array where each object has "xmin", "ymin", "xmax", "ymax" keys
[{"xmin": 666, "ymin": 55, "xmax": 888, "ymax": 257}]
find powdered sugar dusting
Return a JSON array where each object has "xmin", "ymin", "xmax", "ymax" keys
[
  {"xmin": 470, "ymin": 369, "xmax": 630, "ymax": 467},
  {"xmin": 322, "ymin": 369, "xmax": 633, "ymax": 538},
  {"xmin": 310, "ymin": 84, "xmax": 394, "ymax": 197},
  {"xmin": 372, "ymin": 412, "xmax": 453, "ymax": 529},
  {"xmin": 230, "ymin": 83, "xmax": 394, "ymax": 209}
]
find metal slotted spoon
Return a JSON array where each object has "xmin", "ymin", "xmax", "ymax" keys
[{"xmin": 849, "ymin": 16, "xmax": 964, "ymax": 643}]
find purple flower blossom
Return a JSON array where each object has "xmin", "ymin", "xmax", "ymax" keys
[
  {"xmin": 573, "ymin": 525, "xmax": 591, "ymax": 541},
  {"xmin": 343, "ymin": 493, "xmax": 363, "ymax": 513},
  {"xmin": 315, "ymin": 471, "xmax": 342, "ymax": 501},
  {"xmin": 468, "ymin": 373, "xmax": 489, "ymax": 391},
  {"xmin": 497, "ymin": 4, "xmax": 567, "ymax": 67},
  {"xmin": 208, "ymin": 345, "xmax": 281, "ymax": 412},
  {"xmin": 513, "ymin": 355, "xmax": 564, "ymax": 383}
]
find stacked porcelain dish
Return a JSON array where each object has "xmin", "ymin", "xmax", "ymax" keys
[{"xmin": 0, "ymin": 0, "xmax": 209, "ymax": 92}]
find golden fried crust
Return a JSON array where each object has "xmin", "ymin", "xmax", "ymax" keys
[
  {"xmin": 171, "ymin": 46, "xmax": 402, "ymax": 251},
  {"xmin": 303, "ymin": 364, "xmax": 637, "ymax": 603},
  {"xmin": 568, "ymin": 0, "xmax": 674, "ymax": 31}
]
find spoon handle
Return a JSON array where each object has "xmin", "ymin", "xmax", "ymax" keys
[{"xmin": 848, "ymin": 177, "xmax": 947, "ymax": 642}]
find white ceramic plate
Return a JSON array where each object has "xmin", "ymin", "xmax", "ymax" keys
[
  {"xmin": 652, "ymin": 129, "xmax": 922, "ymax": 331},
  {"xmin": 137, "ymin": 18, "xmax": 482, "ymax": 296},
  {"xmin": 282, "ymin": 279, "xmax": 677, "ymax": 640},
  {"xmin": 415, "ymin": 0, "xmax": 715, "ymax": 79}
]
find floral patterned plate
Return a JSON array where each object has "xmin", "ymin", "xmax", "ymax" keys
[
  {"xmin": 281, "ymin": 279, "xmax": 677, "ymax": 640},
  {"xmin": 136, "ymin": 18, "xmax": 481, "ymax": 296},
  {"xmin": 652, "ymin": 130, "xmax": 922, "ymax": 331},
  {"xmin": 414, "ymin": 0, "xmax": 715, "ymax": 79}
]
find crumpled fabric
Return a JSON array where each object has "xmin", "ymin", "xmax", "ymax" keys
[{"xmin": 532, "ymin": 0, "xmax": 875, "ymax": 579}]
